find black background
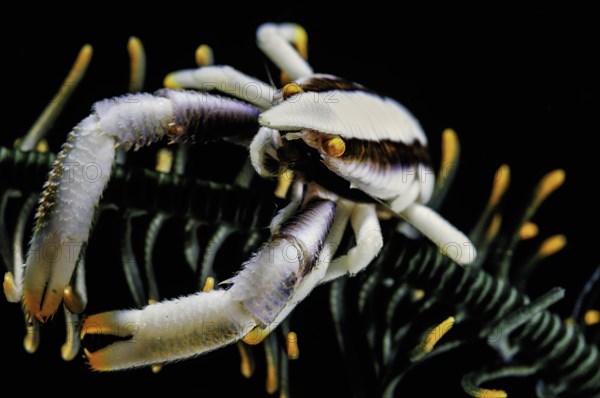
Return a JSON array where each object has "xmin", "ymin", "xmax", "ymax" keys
[{"xmin": 2, "ymin": 5, "xmax": 598, "ymax": 397}]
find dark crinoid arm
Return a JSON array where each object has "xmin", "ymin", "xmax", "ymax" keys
[{"xmin": 330, "ymin": 144, "xmax": 600, "ymax": 397}]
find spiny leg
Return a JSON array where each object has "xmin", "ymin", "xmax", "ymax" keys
[
  {"xmin": 386, "ymin": 156, "xmax": 473, "ymax": 265},
  {"xmin": 164, "ymin": 41, "xmax": 274, "ymax": 110},
  {"xmin": 1, "ymin": 44, "xmax": 95, "ymax": 355},
  {"xmin": 400, "ymin": 203, "xmax": 476, "ymax": 265},
  {"xmin": 165, "ymin": 66, "xmax": 274, "ymax": 110},
  {"xmin": 252, "ymin": 195, "xmax": 353, "ymax": 332},
  {"xmin": 82, "ymin": 199, "xmax": 337, "ymax": 370},
  {"xmin": 3, "ymin": 44, "xmax": 94, "ymax": 302},
  {"xmin": 82, "ymin": 289, "xmax": 257, "ymax": 370},
  {"xmin": 22, "ymin": 90, "xmax": 261, "ymax": 320},
  {"xmin": 228, "ymin": 199, "xmax": 336, "ymax": 326}
]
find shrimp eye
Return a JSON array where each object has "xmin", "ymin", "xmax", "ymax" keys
[{"xmin": 322, "ymin": 136, "xmax": 346, "ymax": 157}]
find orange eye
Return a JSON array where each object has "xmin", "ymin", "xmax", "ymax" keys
[
  {"xmin": 282, "ymin": 83, "xmax": 304, "ymax": 99},
  {"xmin": 323, "ymin": 136, "xmax": 346, "ymax": 157}
]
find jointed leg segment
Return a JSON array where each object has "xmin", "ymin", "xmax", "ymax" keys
[{"xmin": 323, "ymin": 203, "xmax": 383, "ymax": 283}]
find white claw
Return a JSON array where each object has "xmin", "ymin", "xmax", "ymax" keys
[
  {"xmin": 23, "ymin": 116, "xmax": 115, "ymax": 320},
  {"xmin": 82, "ymin": 290, "xmax": 256, "ymax": 371},
  {"xmin": 22, "ymin": 91, "xmax": 259, "ymax": 321}
]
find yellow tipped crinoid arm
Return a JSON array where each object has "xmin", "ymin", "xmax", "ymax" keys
[
  {"xmin": 533, "ymin": 169, "xmax": 565, "ymax": 208},
  {"xmin": 236, "ymin": 341, "xmax": 255, "ymax": 378},
  {"xmin": 20, "ymin": 44, "xmax": 93, "ymax": 151},
  {"xmin": 489, "ymin": 164, "xmax": 511, "ymax": 209},
  {"xmin": 436, "ymin": 128, "xmax": 460, "ymax": 190},
  {"xmin": 421, "ymin": 316, "xmax": 456, "ymax": 354},
  {"xmin": 462, "ymin": 365, "xmax": 538, "ymax": 398},
  {"xmin": 127, "ymin": 36, "xmax": 146, "ymax": 93},
  {"xmin": 538, "ymin": 234, "xmax": 567, "ymax": 258},
  {"xmin": 470, "ymin": 388, "xmax": 508, "ymax": 398},
  {"xmin": 286, "ymin": 331, "xmax": 299, "ymax": 360},
  {"xmin": 195, "ymin": 44, "xmax": 214, "ymax": 67},
  {"xmin": 584, "ymin": 310, "xmax": 600, "ymax": 326},
  {"xmin": 469, "ymin": 164, "xmax": 510, "ymax": 246},
  {"xmin": 515, "ymin": 234, "xmax": 567, "ymax": 290},
  {"xmin": 264, "ymin": 335, "xmax": 279, "ymax": 394},
  {"xmin": 518, "ymin": 222, "xmax": 538, "ymax": 240}
]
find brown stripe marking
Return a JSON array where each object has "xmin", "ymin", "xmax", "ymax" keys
[
  {"xmin": 340, "ymin": 138, "xmax": 432, "ymax": 169},
  {"xmin": 278, "ymin": 139, "xmax": 384, "ymax": 203},
  {"xmin": 299, "ymin": 75, "xmax": 369, "ymax": 93}
]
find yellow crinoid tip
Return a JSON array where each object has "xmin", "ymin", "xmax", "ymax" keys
[
  {"xmin": 127, "ymin": 36, "xmax": 144, "ymax": 59},
  {"xmin": 155, "ymin": 148, "xmax": 173, "ymax": 173},
  {"xmin": 519, "ymin": 222, "xmax": 539, "ymax": 240},
  {"xmin": 163, "ymin": 73, "xmax": 181, "ymax": 89},
  {"xmin": 323, "ymin": 136, "xmax": 346, "ymax": 158},
  {"xmin": 538, "ymin": 234, "xmax": 566, "ymax": 258},
  {"xmin": 36, "ymin": 138, "xmax": 49, "ymax": 153},
  {"xmin": 438, "ymin": 128, "xmax": 460, "ymax": 184},
  {"xmin": 442, "ymin": 128, "xmax": 459, "ymax": 157},
  {"xmin": 3, "ymin": 271, "xmax": 18, "ymax": 302},
  {"xmin": 423, "ymin": 316, "xmax": 455, "ymax": 353},
  {"xmin": 486, "ymin": 214, "xmax": 503, "ymax": 242},
  {"xmin": 195, "ymin": 44, "xmax": 214, "ymax": 67},
  {"xmin": 489, "ymin": 164, "xmax": 510, "ymax": 208},
  {"xmin": 584, "ymin": 309, "xmax": 600, "ymax": 326},
  {"xmin": 535, "ymin": 169, "xmax": 565, "ymax": 204},
  {"xmin": 280, "ymin": 71, "xmax": 292, "ymax": 86},
  {"xmin": 19, "ymin": 43, "xmax": 93, "ymax": 152},
  {"xmin": 236, "ymin": 342, "xmax": 255, "ymax": 378},
  {"xmin": 292, "ymin": 23, "xmax": 309, "ymax": 59},
  {"xmin": 274, "ymin": 169, "xmax": 294, "ymax": 199},
  {"xmin": 286, "ymin": 331, "xmax": 299, "ymax": 360},
  {"xmin": 202, "ymin": 276, "xmax": 215, "ymax": 292},
  {"xmin": 265, "ymin": 343, "xmax": 279, "ymax": 393},
  {"xmin": 266, "ymin": 363, "xmax": 278, "ymax": 394},
  {"xmin": 74, "ymin": 44, "xmax": 94, "ymax": 73},
  {"xmin": 472, "ymin": 388, "xmax": 508, "ymax": 398},
  {"xmin": 127, "ymin": 36, "xmax": 146, "ymax": 93},
  {"xmin": 151, "ymin": 364, "xmax": 163, "ymax": 373},
  {"xmin": 412, "ymin": 289, "xmax": 425, "ymax": 301}
]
